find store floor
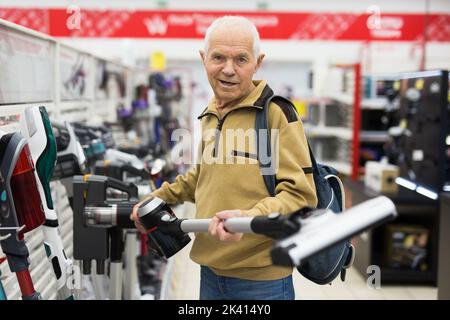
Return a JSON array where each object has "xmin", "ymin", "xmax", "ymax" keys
[{"xmin": 163, "ymin": 203, "xmax": 437, "ymax": 300}]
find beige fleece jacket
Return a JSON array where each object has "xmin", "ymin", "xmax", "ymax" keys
[{"xmin": 152, "ymin": 80, "xmax": 317, "ymax": 280}]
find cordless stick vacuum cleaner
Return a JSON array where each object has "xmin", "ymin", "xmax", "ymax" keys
[
  {"xmin": 20, "ymin": 106, "xmax": 74, "ymax": 300},
  {"xmin": 0, "ymin": 257, "xmax": 7, "ymax": 299},
  {"xmin": 104, "ymin": 148, "xmax": 146, "ymax": 171},
  {"xmin": 94, "ymin": 160, "xmax": 152, "ymax": 199},
  {"xmin": 73, "ymin": 123, "xmax": 115, "ymax": 150},
  {"xmin": 0, "ymin": 130, "xmax": 44, "ymax": 300},
  {"xmin": 72, "ymin": 124, "xmax": 106, "ymax": 168},
  {"xmin": 72, "ymin": 174, "xmax": 138, "ymax": 300},
  {"xmin": 91, "ymin": 160, "xmax": 158, "ymax": 297},
  {"xmin": 135, "ymin": 196, "xmax": 397, "ymax": 267},
  {"xmin": 51, "ymin": 120, "xmax": 87, "ymax": 208}
]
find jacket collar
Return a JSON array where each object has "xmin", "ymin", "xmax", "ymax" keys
[{"xmin": 198, "ymin": 80, "xmax": 274, "ymax": 119}]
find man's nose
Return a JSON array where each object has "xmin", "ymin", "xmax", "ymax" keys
[{"xmin": 221, "ymin": 59, "xmax": 236, "ymax": 77}]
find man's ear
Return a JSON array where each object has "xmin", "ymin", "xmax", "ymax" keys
[
  {"xmin": 255, "ymin": 53, "xmax": 265, "ymax": 73},
  {"xmin": 199, "ymin": 50, "xmax": 206, "ymax": 64}
]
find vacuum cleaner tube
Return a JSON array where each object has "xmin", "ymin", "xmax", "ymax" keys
[{"xmin": 10, "ymin": 144, "xmax": 45, "ymax": 236}]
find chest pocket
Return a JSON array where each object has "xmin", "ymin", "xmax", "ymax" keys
[
  {"xmin": 229, "ymin": 149, "xmax": 259, "ymax": 165},
  {"xmin": 223, "ymin": 128, "xmax": 260, "ymax": 165}
]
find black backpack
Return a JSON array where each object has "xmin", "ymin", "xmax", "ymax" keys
[{"xmin": 255, "ymin": 94, "xmax": 355, "ymax": 284}]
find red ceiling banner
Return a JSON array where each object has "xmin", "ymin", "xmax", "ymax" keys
[{"xmin": 0, "ymin": 8, "xmax": 449, "ymax": 42}]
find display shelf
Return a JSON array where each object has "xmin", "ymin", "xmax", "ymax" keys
[
  {"xmin": 308, "ymin": 72, "xmax": 402, "ymax": 178},
  {"xmin": 305, "ymin": 124, "xmax": 353, "ymax": 140},
  {"xmin": 325, "ymin": 92, "xmax": 354, "ymax": 105},
  {"xmin": 360, "ymin": 131, "xmax": 390, "ymax": 143},
  {"xmin": 305, "ymin": 63, "xmax": 361, "ymax": 179},
  {"xmin": 361, "ymin": 98, "xmax": 389, "ymax": 110},
  {"xmin": 321, "ymin": 160, "xmax": 352, "ymax": 175},
  {"xmin": 0, "ymin": 18, "xmax": 132, "ymax": 300},
  {"xmin": 346, "ymin": 178, "xmax": 439, "ymax": 286}
]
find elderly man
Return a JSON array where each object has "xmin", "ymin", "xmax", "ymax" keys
[{"xmin": 132, "ymin": 16, "xmax": 317, "ymax": 300}]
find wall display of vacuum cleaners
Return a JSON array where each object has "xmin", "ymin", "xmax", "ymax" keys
[
  {"xmin": 0, "ymin": 25, "xmax": 54, "ymax": 104},
  {"xmin": 118, "ymin": 71, "xmax": 188, "ymax": 167},
  {"xmin": 95, "ymin": 59, "xmax": 127, "ymax": 101},
  {"xmin": 392, "ymin": 70, "xmax": 449, "ymax": 198},
  {"xmin": 60, "ymin": 45, "xmax": 93, "ymax": 101},
  {"xmin": 94, "ymin": 59, "xmax": 128, "ymax": 122},
  {"xmin": 0, "ymin": 19, "xmax": 143, "ymax": 300},
  {"xmin": 1, "ymin": 110, "xmax": 175, "ymax": 299}
]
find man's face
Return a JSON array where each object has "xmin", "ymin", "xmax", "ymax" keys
[{"xmin": 200, "ymin": 27, "xmax": 264, "ymax": 107}]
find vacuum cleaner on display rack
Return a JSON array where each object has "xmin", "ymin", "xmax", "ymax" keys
[
  {"xmin": 72, "ymin": 174, "xmax": 140, "ymax": 300},
  {"xmin": 20, "ymin": 106, "xmax": 75, "ymax": 300},
  {"xmin": 51, "ymin": 120, "xmax": 87, "ymax": 208},
  {"xmin": 0, "ymin": 130, "xmax": 44, "ymax": 300}
]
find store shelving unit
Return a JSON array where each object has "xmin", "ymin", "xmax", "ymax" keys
[
  {"xmin": 346, "ymin": 70, "xmax": 449, "ymax": 286},
  {"xmin": 359, "ymin": 74, "xmax": 400, "ymax": 175},
  {"xmin": 305, "ymin": 67, "xmax": 402, "ymax": 179},
  {"xmin": 0, "ymin": 18, "xmax": 132, "ymax": 300},
  {"xmin": 305, "ymin": 63, "xmax": 361, "ymax": 179}
]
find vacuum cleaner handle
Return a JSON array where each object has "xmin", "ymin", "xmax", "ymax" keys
[
  {"xmin": 179, "ymin": 214, "xmax": 300, "ymax": 239},
  {"xmin": 104, "ymin": 176, "xmax": 139, "ymax": 200}
]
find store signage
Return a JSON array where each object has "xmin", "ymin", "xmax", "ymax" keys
[{"xmin": 0, "ymin": 8, "xmax": 449, "ymax": 42}]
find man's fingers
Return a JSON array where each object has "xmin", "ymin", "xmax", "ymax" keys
[
  {"xmin": 217, "ymin": 222, "xmax": 242, "ymax": 243},
  {"xmin": 216, "ymin": 210, "xmax": 242, "ymax": 220},
  {"xmin": 208, "ymin": 210, "xmax": 244, "ymax": 243},
  {"xmin": 208, "ymin": 216, "xmax": 220, "ymax": 237},
  {"xmin": 131, "ymin": 196, "xmax": 155, "ymax": 222},
  {"xmin": 217, "ymin": 222, "xmax": 229, "ymax": 241},
  {"xmin": 134, "ymin": 220, "xmax": 147, "ymax": 234},
  {"xmin": 130, "ymin": 202, "xmax": 142, "ymax": 222},
  {"xmin": 130, "ymin": 209, "xmax": 137, "ymax": 222}
]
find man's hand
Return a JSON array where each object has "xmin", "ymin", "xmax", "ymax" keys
[
  {"xmin": 208, "ymin": 210, "xmax": 243, "ymax": 243},
  {"xmin": 130, "ymin": 198, "xmax": 150, "ymax": 234}
]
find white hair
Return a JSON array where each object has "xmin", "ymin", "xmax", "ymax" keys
[{"xmin": 204, "ymin": 16, "xmax": 261, "ymax": 59}]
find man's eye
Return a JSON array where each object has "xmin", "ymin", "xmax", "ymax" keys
[
  {"xmin": 213, "ymin": 55, "xmax": 224, "ymax": 61},
  {"xmin": 236, "ymin": 57, "xmax": 247, "ymax": 64}
]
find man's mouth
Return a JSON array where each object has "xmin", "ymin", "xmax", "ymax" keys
[{"xmin": 218, "ymin": 80, "xmax": 238, "ymax": 87}]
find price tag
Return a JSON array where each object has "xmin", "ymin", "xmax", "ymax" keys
[{"xmin": 150, "ymin": 51, "xmax": 166, "ymax": 71}]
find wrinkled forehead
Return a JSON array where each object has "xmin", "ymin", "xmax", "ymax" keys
[{"xmin": 208, "ymin": 25, "xmax": 254, "ymax": 54}]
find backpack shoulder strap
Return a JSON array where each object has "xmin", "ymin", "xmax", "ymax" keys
[
  {"xmin": 255, "ymin": 94, "xmax": 275, "ymax": 196},
  {"xmin": 256, "ymin": 95, "xmax": 318, "ymax": 197}
]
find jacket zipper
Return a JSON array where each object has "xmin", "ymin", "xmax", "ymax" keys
[
  {"xmin": 198, "ymin": 105, "xmax": 263, "ymax": 158},
  {"xmin": 213, "ymin": 118, "xmax": 224, "ymax": 158}
]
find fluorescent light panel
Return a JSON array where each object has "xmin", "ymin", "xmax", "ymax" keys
[
  {"xmin": 416, "ymin": 186, "xmax": 438, "ymax": 200},
  {"xmin": 395, "ymin": 177, "xmax": 416, "ymax": 191}
]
